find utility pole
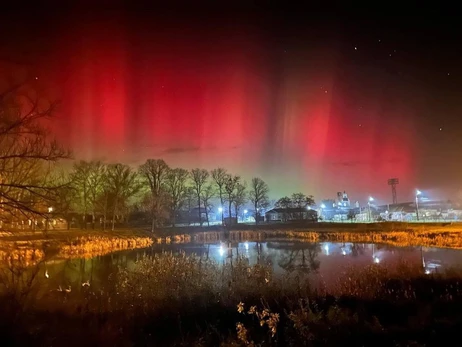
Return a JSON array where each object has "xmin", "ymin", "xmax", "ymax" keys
[{"xmin": 388, "ymin": 178, "xmax": 399, "ymax": 205}]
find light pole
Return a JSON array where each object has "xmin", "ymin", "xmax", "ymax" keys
[
  {"xmin": 46, "ymin": 207, "xmax": 53, "ymax": 231},
  {"xmin": 368, "ymin": 197, "xmax": 374, "ymax": 222},
  {"xmin": 218, "ymin": 207, "xmax": 223, "ymax": 224},
  {"xmin": 415, "ymin": 190, "xmax": 421, "ymax": 221},
  {"xmin": 320, "ymin": 204, "xmax": 326, "ymax": 221}
]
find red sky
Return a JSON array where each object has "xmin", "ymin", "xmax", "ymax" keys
[{"xmin": 2, "ymin": 6, "xmax": 461, "ymax": 203}]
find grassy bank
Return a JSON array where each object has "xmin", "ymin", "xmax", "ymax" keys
[
  {"xmin": 1, "ymin": 252, "xmax": 462, "ymax": 345},
  {"xmin": 2, "ymin": 221, "xmax": 462, "ymax": 266},
  {"xmin": 168, "ymin": 222, "xmax": 462, "ymax": 249},
  {"xmin": 0, "ymin": 229, "xmax": 153, "ymax": 265}
]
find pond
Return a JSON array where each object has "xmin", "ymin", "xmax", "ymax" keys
[{"xmin": 9, "ymin": 240, "xmax": 462, "ymax": 296}]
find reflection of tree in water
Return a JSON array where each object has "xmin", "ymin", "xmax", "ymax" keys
[{"xmin": 276, "ymin": 243, "xmax": 320, "ymax": 275}]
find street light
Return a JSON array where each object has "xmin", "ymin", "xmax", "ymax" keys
[
  {"xmin": 416, "ymin": 190, "xmax": 422, "ymax": 221},
  {"xmin": 46, "ymin": 207, "xmax": 53, "ymax": 231},
  {"xmin": 368, "ymin": 197, "xmax": 374, "ymax": 222}
]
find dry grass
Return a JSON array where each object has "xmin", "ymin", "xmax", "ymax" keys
[
  {"xmin": 257, "ymin": 228, "xmax": 462, "ymax": 249},
  {"xmin": 0, "ymin": 229, "xmax": 154, "ymax": 265},
  {"xmin": 58, "ymin": 235, "xmax": 153, "ymax": 258}
]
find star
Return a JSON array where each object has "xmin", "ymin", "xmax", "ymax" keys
[
  {"xmin": 447, "ymin": 73, "xmax": 450, "ymax": 76},
  {"xmin": 359, "ymin": 124, "xmax": 362, "ymax": 127},
  {"xmin": 35, "ymin": 76, "xmax": 38, "ymax": 80},
  {"xmin": 354, "ymin": 46, "xmax": 357, "ymax": 50},
  {"xmin": 324, "ymin": 90, "xmax": 328, "ymax": 93},
  {"xmin": 439, "ymin": 128, "xmax": 443, "ymax": 131},
  {"xmin": 378, "ymin": 39, "xmax": 381, "ymax": 43}
]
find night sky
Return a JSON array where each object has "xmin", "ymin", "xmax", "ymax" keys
[{"xmin": 1, "ymin": 4, "xmax": 461, "ymax": 203}]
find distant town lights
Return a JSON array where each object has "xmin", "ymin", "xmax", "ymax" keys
[
  {"xmin": 368, "ymin": 196, "xmax": 374, "ymax": 202},
  {"xmin": 320, "ymin": 204, "xmax": 326, "ymax": 209},
  {"xmin": 218, "ymin": 207, "xmax": 223, "ymax": 212},
  {"xmin": 243, "ymin": 210, "xmax": 248, "ymax": 214},
  {"xmin": 416, "ymin": 190, "xmax": 422, "ymax": 196}
]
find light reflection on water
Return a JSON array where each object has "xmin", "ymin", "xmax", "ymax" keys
[{"xmin": 3, "ymin": 241, "xmax": 461, "ymax": 294}]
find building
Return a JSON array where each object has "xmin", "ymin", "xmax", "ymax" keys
[
  {"xmin": 337, "ymin": 191, "xmax": 351, "ymax": 208},
  {"xmin": 265, "ymin": 208, "xmax": 318, "ymax": 222}
]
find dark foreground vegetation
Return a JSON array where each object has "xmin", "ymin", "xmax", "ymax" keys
[{"xmin": 1, "ymin": 253, "xmax": 462, "ymax": 346}]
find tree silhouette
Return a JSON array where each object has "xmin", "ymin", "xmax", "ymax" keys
[
  {"xmin": 249, "ymin": 177, "xmax": 270, "ymax": 224},
  {"xmin": 138, "ymin": 159, "xmax": 169, "ymax": 232},
  {"xmin": 0, "ymin": 81, "xmax": 71, "ymax": 225},
  {"xmin": 190, "ymin": 168, "xmax": 209, "ymax": 226},
  {"xmin": 211, "ymin": 168, "xmax": 227, "ymax": 225}
]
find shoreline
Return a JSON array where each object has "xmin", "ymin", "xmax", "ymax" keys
[
  {"xmin": 0, "ymin": 229, "xmax": 153, "ymax": 265},
  {"xmin": 2, "ymin": 222, "xmax": 462, "ymax": 264}
]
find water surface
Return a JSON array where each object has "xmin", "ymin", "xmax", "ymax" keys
[{"xmin": 4, "ymin": 241, "xmax": 462, "ymax": 294}]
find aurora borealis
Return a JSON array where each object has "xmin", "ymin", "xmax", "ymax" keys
[{"xmin": 1, "ymin": 6, "xmax": 461, "ymax": 203}]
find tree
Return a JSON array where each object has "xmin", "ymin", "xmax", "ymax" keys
[
  {"xmin": 70, "ymin": 161, "xmax": 91, "ymax": 228},
  {"xmin": 190, "ymin": 168, "xmax": 209, "ymax": 226},
  {"xmin": 0, "ymin": 81, "xmax": 71, "ymax": 225},
  {"xmin": 211, "ymin": 168, "xmax": 227, "ymax": 225},
  {"xmin": 201, "ymin": 184, "xmax": 215, "ymax": 226},
  {"xmin": 105, "ymin": 164, "xmax": 140, "ymax": 231},
  {"xmin": 71, "ymin": 160, "xmax": 107, "ymax": 229},
  {"xmin": 224, "ymin": 174, "xmax": 240, "ymax": 224},
  {"xmin": 291, "ymin": 193, "xmax": 315, "ymax": 219},
  {"xmin": 232, "ymin": 181, "xmax": 247, "ymax": 221},
  {"xmin": 291, "ymin": 193, "xmax": 315, "ymax": 208},
  {"xmin": 87, "ymin": 161, "xmax": 107, "ymax": 228},
  {"xmin": 184, "ymin": 187, "xmax": 196, "ymax": 225},
  {"xmin": 51, "ymin": 170, "xmax": 78, "ymax": 230},
  {"xmin": 138, "ymin": 159, "xmax": 169, "ymax": 232},
  {"xmin": 165, "ymin": 168, "xmax": 189, "ymax": 226},
  {"xmin": 275, "ymin": 196, "xmax": 292, "ymax": 209},
  {"xmin": 249, "ymin": 177, "xmax": 270, "ymax": 225}
]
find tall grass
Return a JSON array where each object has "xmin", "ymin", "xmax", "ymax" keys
[{"xmin": 2, "ymin": 251, "xmax": 462, "ymax": 345}]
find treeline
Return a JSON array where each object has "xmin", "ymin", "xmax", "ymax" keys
[
  {"xmin": 56, "ymin": 160, "xmax": 272, "ymax": 231},
  {"xmin": 0, "ymin": 79, "xmax": 316, "ymax": 231}
]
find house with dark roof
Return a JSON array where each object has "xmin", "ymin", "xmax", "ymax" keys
[{"xmin": 265, "ymin": 207, "xmax": 318, "ymax": 222}]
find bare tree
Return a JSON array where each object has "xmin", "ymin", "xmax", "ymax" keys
[
  {"xmin": 70, "ymin": 161, "xmax": 91, "ymax": 228},
  {"xmin": 51, "ymin": 170, "xmax": 77, "ymax": 230},
  {"xmin": 105, "ymin": 164, "xmax": 140, "ymax": 231},
  {"xmin": 291, "ymin": 192, "xmax": 315, "ymax": 208},
  {"xmin": 184, "ymin": 187, "xmax": 196, "ymax": 225},
  {"xmin": 138, "ymin": 159, "xmax": 169, "ymax": 232},
  {"xmin": 233, "ymin": 181, "xmax": 247, "ymax": 221},
  {"xmin": 71, "ymin": 160, "xmax": 106, "ymax": 229},
  {"xmin": 0, "ymin": 81, "xmax": 71, "ymax": 226},
  {"xmin": 87, "ymin": 161, "xmax": 106, "ymax": 228},
  {"xmin": 249, "ymin": 177, "xmax": 270, "ymax": 225},
  {"xmin": 201, "ymin": 184, "xmax": 215, "ymax": 226},
  {"xmin": 165, "ymin": 168, "xmax": 189, "ymax": 226},
  {"xmin": 224, "ymin": 174, "xmax": 240, "ymax": 225},
  {"xmin": 275, "ymin": 196, "xmax": 292, "ymax": 222},
  {"xmin": 211, "ymin": 168, "xmax": 227, "ymax": 225},
  {"xmin": 190, "ymin": 168, "xmax": 209, "ymax": 226}
]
